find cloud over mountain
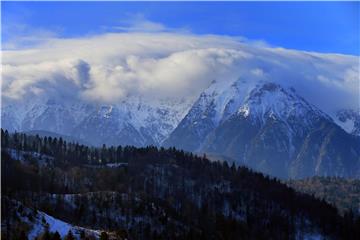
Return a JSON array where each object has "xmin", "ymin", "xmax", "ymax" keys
[{"xmin": 1, "ymin": 32, "xmax": 359, "ymax": 116}]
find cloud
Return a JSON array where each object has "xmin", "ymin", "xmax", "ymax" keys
[
  {"xmin": 105, "ymin": 13, "xmax": 189, "ymax": 34},
  {"xmin": 2, "ymin": 22, "xmax": 61, "ymax": 50},
  {"xmin": 112, "ymin": 13, "xmax": 168, "ymax": 33},
  {"xmin": 1, "ymin": 33, "xmax": 247, "ymax": 102},
  {"xmin": 1, "ymin": 31, "xmax": 359, "ymax": 117}
]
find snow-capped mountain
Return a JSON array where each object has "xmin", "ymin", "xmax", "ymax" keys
[
  {"xmin": 2, "ymin": 77, "xmax": 359, "ymax": 179},
  {"xmin": 2, "ymin": 76, "xmax": 359, "ymax": 179},
  {"xmin": 164, "ymin": 80, "xmax": 360, "ymax": 179},
  {"xmin": 1, "ymin": 96, "xmax": 192, "ymax": 147},
  {"xmin": 163, "ymin": 79, "xmax": 327, "ymax": 152},
  {"xmin": 72, "ymin": 97, "xmax": 193, "ymax": 146}
]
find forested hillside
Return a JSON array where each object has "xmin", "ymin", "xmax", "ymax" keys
[
  {"xmin": 2, "ymin": 129, "xmax": 360, "ymax": 239},
  {"xmin": 288, "ymin": 177, "xmax": 360, "ymax": 215}
]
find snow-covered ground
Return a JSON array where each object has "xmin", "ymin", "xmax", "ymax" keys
[
  {"xmin": 9, "ymin": 199, "xmax": 101, "ymax": 239},
  {"xmin": 5, "ymin": 148, "xmax": 54, "ymax": 166},
  {"xmin": 302, "ymin": 233, "xmax": 323, "ymax": 240},
  {"xmin": 106, "ymin": 162, "xmax": 129, "ymax": 168}
]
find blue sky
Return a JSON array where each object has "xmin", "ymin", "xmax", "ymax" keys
[{"xmin": 2, "ymin": 1, "xmax": 359, "ymax": 55}]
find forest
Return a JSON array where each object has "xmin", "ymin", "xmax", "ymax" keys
[
  {"xmin": 288, "ymin": 177, "xmax": 360, "ymax": 215},
  {"xmin": 2, "ymin": 129, "xmax": 360, "ymax": 240}
]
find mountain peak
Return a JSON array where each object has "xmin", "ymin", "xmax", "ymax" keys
[
  {"xmin": 236, "ymin": 82, "xmax": 329, "ymax": 127},
  {"xmin": 165, "ymin": 80, "xmax": 360, "ymax": 179}
]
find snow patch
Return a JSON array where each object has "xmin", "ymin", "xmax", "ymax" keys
[
  {"xmin": 106, "ymin": 162, "xmax": 129, "ymax": 168},
  {"xmin": 335, "ymin": 118, "xmax": 355, "ymax": 134}
]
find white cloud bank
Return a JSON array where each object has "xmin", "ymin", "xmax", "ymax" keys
[{"xmin": 1, "ymin": 32, "xmax": 359, "ymax": 116}]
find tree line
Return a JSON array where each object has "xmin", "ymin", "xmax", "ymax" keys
[{"xmin": 1, "ymin": 129, "xmax": 178, "ymax": 166}]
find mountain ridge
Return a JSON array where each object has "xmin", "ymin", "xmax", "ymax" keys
[
  {"xmin": 164, "ymin": 81, "xmax": 360, "ymax": 179},
  {"xmin": 2, "ymin": 79, "xmax": 359, "ymax": 179}
]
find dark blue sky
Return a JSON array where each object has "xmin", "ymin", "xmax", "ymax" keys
[{"xmin": 2, "ymin": 1, "xmax": 359, "ymax": 55}]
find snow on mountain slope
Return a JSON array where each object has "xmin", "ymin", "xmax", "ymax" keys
[
  {"xmin": 237, "ymin": 83, "xmax": 329, "ymax": 125},
  {"xmin": 162, "ymin": 78, "xmax": 256, "ymax": 151},
  {"xmin": 165, "ymin": 80, "xmax": 360, "ymax": 179},
  {"xmin": 1, "ymin": 95, "xmax": 192, "ymax": 146},
  {"xmin": 163, "ymin": 78, "xmax": 329, "ymax": 152},
  {"xmin": 5, "ymin": 148, "xmax": 54, "ymax": 167},
  {"xmin": 74, "ymin": 96, "xmax": 193, "ymax": 146},
  {"xmin": 27, "ymin": 209, "xmax": 101, "ymax": 240},
  {"xmin": 3, "ymin": 199, "xmax": 101, "ymax": 239},
  {"xmin": 128, "ymin": 97, "xmax": 194, "ymax": 144},
  {"xmin": 199, "ymin": 78, "xmax": 256, "ymax": 125},
  {"xmin": 335, "ymin": 109, "xmax": 360, "ymax": 136},
  {"xmin": 1, "ymin": 98, "xmax": 90, "ymax": 136}
]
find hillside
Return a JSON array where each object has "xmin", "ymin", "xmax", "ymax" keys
[
  {"xmin": 288, "ymin": 177, "xmax": 360, "ymax": 215},
  {"xmin": 2, "ymin": 130, "xmax": 360, "ymax": 239}
]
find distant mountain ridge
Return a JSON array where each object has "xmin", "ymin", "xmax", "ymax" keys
[
  {"xmin": 2, "ymin": 80, "xmax": 360, "ymax": 179},
  {"xmin": 2, "ymin": 97, "xmax": 192, "ymax": 147}
]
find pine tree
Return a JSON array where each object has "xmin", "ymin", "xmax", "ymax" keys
[
  {"xmin": 101, "ymin": 144, "xmax": 107, "ymax": 164},
  {"xmin": 1, "ymin": 129, "xmax": 6, "ymax": 148}
]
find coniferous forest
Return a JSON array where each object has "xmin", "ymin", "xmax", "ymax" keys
[{"xmin": 2, "ymin": 129, "xmax": 360, "ymax": 239}]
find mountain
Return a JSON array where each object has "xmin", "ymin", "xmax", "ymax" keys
[
  {"xmin": 2, "ymin": 33, "xmax": 359, "ymax": 180},
  {"xmin": 2, "ymin": 40, "xmax": 359, "ymax": 180},
  {"xmin": 2, "ymin": 78, "xmax": 359, "ymax": 179},
  {"xmin": 1, "ymin": 99, "xmax": 91, "ymax": 136},
  {"xmin": 2, "ymin": 132, "xmax": 360, "ymax": 239},
  {"xmin": 164, "ymin": 80, "xmax": 360, "ymax": 179},
  {"xmin": 1, "ymin": 97, "xmax": 192, "ymax": 147}
]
